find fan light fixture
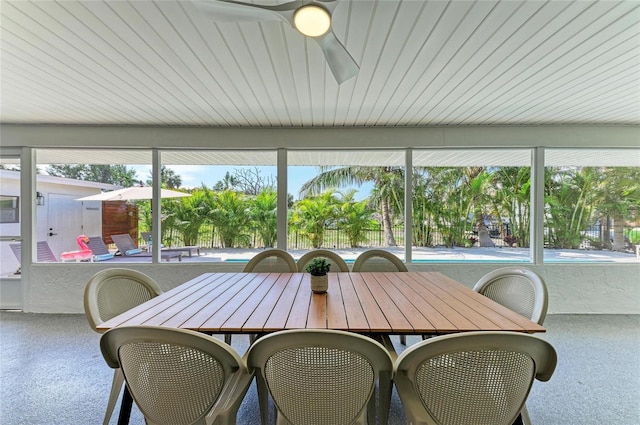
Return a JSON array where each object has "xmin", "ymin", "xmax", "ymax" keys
[{"xmin": 293, "ymin": 5, "xmax": 331, "ymax": 37}]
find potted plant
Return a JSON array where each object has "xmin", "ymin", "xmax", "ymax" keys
[{"xmin": 305, "ymin": 258, "xmax": 331, "ymax": 293}]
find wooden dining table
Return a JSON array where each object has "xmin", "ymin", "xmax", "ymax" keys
[
  {"xmin": 100, "ymin": 271, "xmax": 545, "ymax": 425},
  {"xmin": 97, "ymin": 271, "xmax": 545, "ymax": 335}
]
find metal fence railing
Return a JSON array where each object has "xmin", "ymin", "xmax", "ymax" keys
[{"xmin": 154, "ymin": 222, "xmax": 637, "ymax": 251}]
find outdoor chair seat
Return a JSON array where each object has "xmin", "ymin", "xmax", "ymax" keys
[
  {"xmin": 110, "ymin": 233, "xmax": 182, "ymax": 262},
  {"xmin": 86, "ymin": 237, "xmax": 115, "ymax": 262}
]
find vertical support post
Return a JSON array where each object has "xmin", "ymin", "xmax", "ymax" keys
[
  {"xmin": 22, "ymin": 147, "xmax": 35, "ymax": 311},
  {"xmin": 277, "ymin": 149, "xmax": 288, "ymax": 250},
  {"xmin": 152, "ymin": 149, "xmax": 161, "ymax": 262},
  {"xmin": 405, "ymin": 148, "xmax": 412, "ymax": 264},
  {"xmin": 531, "ymin": 147, "xmax": 545, "ymax": 264}
]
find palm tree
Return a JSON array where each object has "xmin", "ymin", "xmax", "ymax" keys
[
  {"xmin": 163, "ymin": 188, "xmax": 212, "ymax": 246},
  {"xmin": 337, "ymin": 190, "xmax": 378, "ymax": 248},
  {"xmin": 213, "ymin": 171, "xmax": 239, "ymax": 191},
  {"xmin": 423, "ymin": 167, "xmax": 470, "ymax": 247},
  {"xmin": 494, "ymin": 167, "xmax": 531, "ymax": 248},
  {"xmin": 210, "ymin": 190, "xmax": 251, "ymax": 248},
  {"xmin": 545, "ymin": 167, "xmax": 597, "ymax": 249},
  {"xmin": 299, "ymin": 166, "xmax": 404, "ymax": 246},
  {"xmin": 593, "ymin": 167, "xmax": 640, "ymax": 251},
  {"xmin": 146, "ymin": 165, "xmax": 182, "ymax": 189},
  {"xmin": 464, "ymin": 167, "xmax": 495, "ymax": 248},
  {"xmin": 290, "ymin": 191, "xmax": 338, "ymax": 248},
  {"xmin": 248, "ymin": 189, "xmax": 278, "ymax": 248}
]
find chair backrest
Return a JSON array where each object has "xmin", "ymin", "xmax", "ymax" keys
[
  {"xmin": 247, "ymin": 329, "xmax": 393, "ymax": 425},
  {"xmin": 243, "ymin": 248, "xmax": 297, "ymax": 273},
  {"xmin": 10, "ymin": 241, "xmax": 58, "ymax": 263},
  {"xmin": 111, "ymin": 233, "xmax": 143, "ymax": 255},
  {"xmin": 473, "ymin": 267, "xmax": 548, "ymax": 325},
  {"xmin": 352, "ymin": 249, "xmax": 407, "ymax": 272},
  {"xmin": 86, "ymin": 236, "xmax": 115, "ymax": 261},
  {"xmin": 84, "ymin": 268, "xmax": 163, "ymax": 331},
  {"xmin": 100, "ymin": 326, "xmax": 251, "ymax": 425},
  {"xmin": 296, "ymin": 249, "xmax": 349, "ymax": 272},
  {"xmin": 394, "ymin": 331, "xmax": 557, "ymax": 425},
  {"xmin": 140, "ymin": 232, "xmax": 151, "ymax": 244}
]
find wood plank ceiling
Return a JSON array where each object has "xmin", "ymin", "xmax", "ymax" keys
[{"xmin": 1, "ymin": 0, "xmax": 639, "ymax": 127}]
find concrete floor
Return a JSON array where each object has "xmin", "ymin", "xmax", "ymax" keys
[{"xmin": 1, "ymin": 312, "xmax": 638, "ymax": 424}]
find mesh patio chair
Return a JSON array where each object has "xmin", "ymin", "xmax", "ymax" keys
[
  {"xmin": 352, "ymin": 249, "xmax": 409, "ymax": 344},
  {"xmin": 243, "ymin": 248, "xmax": 297, "ymax": 273},
  {"xmin": 352, "ymin": 249, "xmax": 408, "ymax": 272},
  {"xmin": 296, "ymin": 249, "xmax": 349, "ymax": 272},
  {"xmin": 100, "ymin": 326, "xmax": 253, "ymax": 425},
  {"xmin": 394, "ymin": 331, "xmax": 557, "ymax": 425},
  {"xmin": 84, "ymin": 268, "xmax": 163, "ymax": 425},
  {"xmin": 473, "ymin": 267, "xmax": 548, "ymax": 325},
  {"xmin": 247, "ymin": 329, "xmax": 394, "ymax": 425}
]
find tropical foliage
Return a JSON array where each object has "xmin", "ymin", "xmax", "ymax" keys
[
  {"xmin": 46, "ymin": 164, "xmax": 138, "ymax": 186},
  {"xmin": 48, "ymin": 162, "xmax": 638, "ymax": 253},
  {"xmin": 290, "ymin": 191, "xmax": 338, "ymax": 249}
]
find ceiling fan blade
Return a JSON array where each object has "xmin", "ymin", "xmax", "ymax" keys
[
  {"xmin": 316, "ymin": 31, "xmax": 359, "ymax": 83},
  {"xmin": 193, "ymin": 0, "xmax": 287, "ymax": 23}
]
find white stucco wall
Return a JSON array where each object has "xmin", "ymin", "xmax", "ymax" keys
[{"xmin": 21, "ymin": 262, "xmax": 640, "ymax": 314}]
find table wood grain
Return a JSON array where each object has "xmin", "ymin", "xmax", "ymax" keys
[{"xmin": 96, "ymin": 272, "xmax": 546, "ymax": 334}]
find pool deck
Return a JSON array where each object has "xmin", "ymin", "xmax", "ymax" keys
[{"xmin": 194, "ymin": 246, "xmax": 639, "ymax": 263}]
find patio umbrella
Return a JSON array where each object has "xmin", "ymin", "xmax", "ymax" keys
[{"xmin": 75, "ymin": 186, "xmax": 191, "ymax": 201}]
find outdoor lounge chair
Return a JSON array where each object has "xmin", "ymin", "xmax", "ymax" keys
[
  {"xmin": 110, "ymin": 233, "xmax": 182, "ymax": 262},
  {"xmin": 10, "ymin": 241, "xmax": 58, "ymax": 264},
  {"xmin": 86, "ymin": 237, "xmax": 115, "ymax": 262},
  {"xmin": 141, "ymin": 232, "xmax": 201, "ymax": 257}
]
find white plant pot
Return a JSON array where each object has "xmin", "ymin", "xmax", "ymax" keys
[{"xmin": 310, "ymin": 274, "xmax": 328, "ymax": 294}]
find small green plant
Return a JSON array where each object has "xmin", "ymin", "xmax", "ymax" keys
[{"xmin": 305, "ymin": 258, "xmax": 331, "ymax": 276}]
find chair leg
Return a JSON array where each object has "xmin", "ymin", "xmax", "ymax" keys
[
  {"xmin": 103, "ymin": 368, "xmax": 125, "ymax": 425},
  {"xmin": 224, "ymin": 333, "xmax": 232, "ymax": 345},
  {"xmin": 399, "ymin": 334, "xmax": 406, "ymax": 345},
  {"xmin": 518, "ymin": 404, "xmax": 532, "ymax": 425}
]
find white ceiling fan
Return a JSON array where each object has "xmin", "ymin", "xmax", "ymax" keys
[{"xmin": 194, "ymin": 0, "xmax": 359, "ymax": 84}]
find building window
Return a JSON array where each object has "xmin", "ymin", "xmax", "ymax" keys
[{"xmin": 0, "ymin": 195, "xmax": 19, "ymax": 223}]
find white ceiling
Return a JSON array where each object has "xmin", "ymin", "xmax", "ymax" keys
[{"xmin": 1, "ymin": 0, "xmax": 639, "ymax": 127}]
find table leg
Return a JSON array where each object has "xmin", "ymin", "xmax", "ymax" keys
[{"xmin": 117, "ymin": 386, "xmax": 133, "ymax": 425}]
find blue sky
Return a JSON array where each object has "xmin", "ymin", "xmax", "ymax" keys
[{"xmin": 132, "ymin": 165, "xmax": 372, "ymax": 200}]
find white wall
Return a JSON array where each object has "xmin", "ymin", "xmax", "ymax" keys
[{"xmin": 22, "ymin": 261, "xmax": 639, "ymax": 314}]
